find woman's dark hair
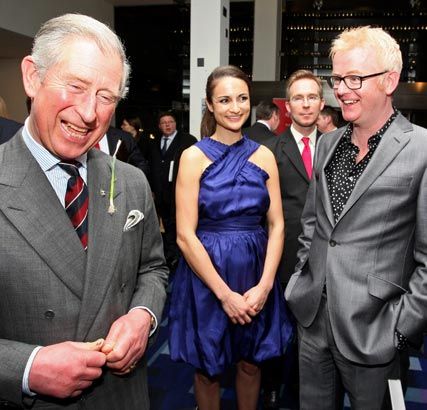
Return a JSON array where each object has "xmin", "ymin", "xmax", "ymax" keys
[
  {"xmin": 124, "ymin": 116, "xmax": 143, "ymax": 139},
  {"xmin": 200, "ymin": 65, "xmax": 251, "ymax": 138}
]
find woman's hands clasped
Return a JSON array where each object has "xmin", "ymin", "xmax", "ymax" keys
[{"xmin": 221, "ymin": 284, "xmax": 270, "ymax": 325}]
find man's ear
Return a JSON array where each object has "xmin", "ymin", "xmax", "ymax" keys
[
  {"xmin": 383, "ymin": 71, "xmax": 400, "ymax": 96},
  {"xmin": 21, "ymin": 56, "xmax": 41, "ymax": 98}
]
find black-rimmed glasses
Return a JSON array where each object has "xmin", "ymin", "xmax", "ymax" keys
[{"xmin": 327, "ymin": 71, "xmax": 388, "ymax": 90}]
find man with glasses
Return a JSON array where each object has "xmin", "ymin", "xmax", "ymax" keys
[
  {"xmin": 285, "ymin": 26, "xmax": 427, "ymax": 409},
  {"xmin": 147, "ymin": 111, "xmax": 196, "ymax": 270},
  {"xmin": 262, "ymin": 69, "xmax": 324, "ymax": 409}
]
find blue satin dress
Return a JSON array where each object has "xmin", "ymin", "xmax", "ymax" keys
[{"xmin": 168, "ymin": 136, "xmax": 293, "ymax": 377}]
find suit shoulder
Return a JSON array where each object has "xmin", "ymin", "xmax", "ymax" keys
[{"xmin": 181, "ymin": 132, "xmax": 198, "ymax": 144}]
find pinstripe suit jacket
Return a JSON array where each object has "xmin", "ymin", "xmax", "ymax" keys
[{"xmin": 0, "ymin": 132, "xmax": 168, "ymax": 408}]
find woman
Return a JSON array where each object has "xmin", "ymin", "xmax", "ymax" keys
[
  {"xmin": 169, "ymin": 65, "xmax": 293, "ymax": 410},
  {"xmin": 121, "ymin": 115, "xmax": 143, "ymax": 139}
]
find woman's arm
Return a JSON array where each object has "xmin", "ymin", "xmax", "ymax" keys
[
  {"xmin": 244, "ymin": 146, "xmax": 285, "ymax": 312},
  {"xmin": 175, "ymin": 146, "xmax": 256, "ymax": 324}
]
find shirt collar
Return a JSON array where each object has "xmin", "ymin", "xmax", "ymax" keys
[
  {"xmin": 290, "ymin": 124, "xmax": 317, "ymax": 144},
  {"xmin": 257, "ymin": 120, "xmax": 271, "ymax": 131},
  {"xmin": 162, "ymin": 130, "xmax": 177, "ymax": 140},
  {"xmin": 22, "ymin": 117, "xmax": 88, "ymax": 172},
  {"xmin": 343, "ymin": 108, "xmax": 399, "ymax": 147}
]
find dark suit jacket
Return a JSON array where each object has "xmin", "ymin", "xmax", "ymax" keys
[
  {"xmin": 243, "ymin": 121, "xmax": 276, "ymax": 144},
  {"xmin": 0, "ymin": 117, "xmax": 22, "ymax": 144},
  {"xmin": 146, "ymin": 131, "xmax": 197, "ymax": 217},
  {"xmin": 264, "ymin": 127, "xmax": 321, "ymax": 285},
  {"xmin": 106, "ymin": 126, "xmax": 149, "ymax": 177},
  {"xmin": 0, "ymin": 132, "xmax": 168, "ymax": 408}
]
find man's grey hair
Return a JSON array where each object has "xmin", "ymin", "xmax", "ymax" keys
[{"xmin": 31, "ymin": 13, "xmax": 131, "ymax": 99}]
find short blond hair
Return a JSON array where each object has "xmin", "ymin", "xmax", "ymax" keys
[
  {"xmin": 330, "ymin": 26, "xmax": 402, "ymax": 74},
  {"xmin": 285, "ymin": 69, "xmax": 323, "ymax": 100}
]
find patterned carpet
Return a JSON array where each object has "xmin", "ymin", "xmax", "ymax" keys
[{"xmin": 147, "ymin": 293, "xmax": 427, "ymax": 410}]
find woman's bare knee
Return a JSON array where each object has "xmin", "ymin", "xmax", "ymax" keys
[{"xmin": 237, "ymin": 361, "xmax": 260, "ymax": 377}]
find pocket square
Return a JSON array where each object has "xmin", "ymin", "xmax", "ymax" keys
[{"xmin": 123, "ymin": 210, "xmax": 144, "ymax": 232}]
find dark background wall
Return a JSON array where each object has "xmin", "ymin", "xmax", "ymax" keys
[{"xmin": 114, "ymin": 1, "xmax": 427, "ymax": 132}]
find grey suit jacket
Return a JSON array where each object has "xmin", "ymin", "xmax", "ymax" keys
[
  {"xmin": 285, "ymin": 114, "xmax": 427, "ymax": 366},
  {"xmin": 0, "ymin": 132, "xmax": 168, "ymax": 408}
]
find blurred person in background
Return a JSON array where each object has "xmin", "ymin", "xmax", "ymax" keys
[
  {"xmin": 243, "ymin": 100, "xmax": 280, "ymax": 143},
  {"xmin": 316, "ymin": 105, "xmax": 340, "ymax": 134}
]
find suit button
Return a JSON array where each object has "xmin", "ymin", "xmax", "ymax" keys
[
  {"xmin": 44, "ymin": 310, "xmax": 55, "ymax": 319},
  {"xmin": 329, "ymin": 240, "xmax": 337, "ymax": 247}
]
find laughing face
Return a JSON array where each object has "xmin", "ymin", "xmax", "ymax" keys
[
  {"xmin": 331, "ymin": 47, "xmax": 397, "ymax": 131},
  {"xmin": 22, "ymin": 38, "xmax": 122, "ymax": 160}
]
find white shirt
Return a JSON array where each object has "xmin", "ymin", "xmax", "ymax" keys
[
  {"xmin": 97, "ymin": 134, "xmax": 110, "ymax": 154},
  {"xmin": 257, "ymin": 120, "xmax": 271, "ymax": 131},
  {"xmin": 161, "ymin": 130, "xmax": 177, "ymax": 151},
  {"xmin": 290, "ymin": 124, "xmax": 317, "ymax": 163}
]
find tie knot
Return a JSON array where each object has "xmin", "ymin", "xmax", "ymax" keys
[
  {"xmin": 302, "ymin": 137, "xmax": 310, "ymax": 147},
  {"xmin": 58, "ymin": 161, "xmax": 82, "ymax": 177}
]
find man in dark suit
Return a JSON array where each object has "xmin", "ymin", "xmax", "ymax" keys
[
  {"xmin": 262, "ymin": 69, "xmax": 324, "ymax": 409},
  {"xmin": 243, "ymin": 100, "xmax": 280, "ymax": 143},
  {"xmin": 316, "ymin": 105, "xmax": 340, "ymax": 134},
  {"xmin": 105, "ymin": 126, "xmax": 150, "ymax": 176},
  {"xmin": 146, "ymin": 111, "xmax": 197, "ymax": 269},
  {"xmin": 286, "ymin": 26, "xmax": 427, "ymax": 410},
  {"xmin": 0, "ymin": 116, "xmax": 22, "ymax": 144},
  {"xmin": 0, "ymin": 14, "xmax": 168, "ymax": 409}
]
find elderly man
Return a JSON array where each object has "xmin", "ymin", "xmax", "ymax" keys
[
  {"xmin": 286, "ymin": 26, "xmax": 427, "ymax": 409},
  {"xmin": 0, "ymin": 14, "xmax": 168, "ymax": 409}
]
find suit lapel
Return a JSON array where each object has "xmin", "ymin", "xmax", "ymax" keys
[
  {"xmin": 164, "ymin": 132, "xmax": 180, "ymax": 160},
  {"xmin": 318, "ymin": 131, "xmax": 343, "ymax": 226},
  {"xmin": 75, "ymin": 150, "xmax": 125, "ymax": 340},
  {"xmin": 336, "ymin": 115, "xmax": 412, "ymax": 224},
  {"xmin": 280, "ymin": 129, "xmax": 309, "ymax": 182},
  {"xmin": 106, "ymin": 128, "xmax": 118, "ymax": 154},
  {"xmin": 0, "ymin": 134, "xmax": 85, "ymax": 298}
]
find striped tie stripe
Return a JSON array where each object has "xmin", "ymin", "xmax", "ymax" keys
[{"xmin": 58, "ymin": 161, "xmax": 89, "ymax": 250}]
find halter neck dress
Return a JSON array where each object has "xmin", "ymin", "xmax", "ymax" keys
[{"xmin": 169, "ymin": 136, "xmax": 293, "ymax": 376}]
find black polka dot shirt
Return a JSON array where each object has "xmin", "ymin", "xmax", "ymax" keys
[{"xmin": 325, "ymin": 110, "xmax": 398, "ymax": 222}]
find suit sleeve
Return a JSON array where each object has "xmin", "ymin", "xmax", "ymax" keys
[
  {"xmin": 0, "ymin": 339, "xmax": 38, "ymax": 404},
  {"xmin": 128, "ymin": 172, "xmax": 168, "ymax": 328},
  {"xmin": 396, "ymin": 163, "xmax": 427, "ymax": 346},
  {"xmin": 290, "ymin": 141, "xmax": 321, "ymax": 276}
]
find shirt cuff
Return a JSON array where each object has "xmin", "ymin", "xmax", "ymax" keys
[
  {"xmin": 22, "ymin": 346, "xmax": 43, "ymax": 396},
  {"xmin": 129, "ymin": 306, "xmax": 158, "ymax": 337}
]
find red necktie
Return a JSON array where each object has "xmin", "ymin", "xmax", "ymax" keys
[
  {"xmin": 301, "ymin": 137, "xmax": 312, "ymax": 179},
  {"xmin": 58, "ymin": 161, "xmax": 89, "ymax": 250},
  {"xmin": 94, "ymin": 142, "xmax": 101, "ymax": 149}
]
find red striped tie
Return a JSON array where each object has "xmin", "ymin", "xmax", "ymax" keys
[{"xmin": 58, "ymin": 161, "xmax": 89, "ymax": 250}]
